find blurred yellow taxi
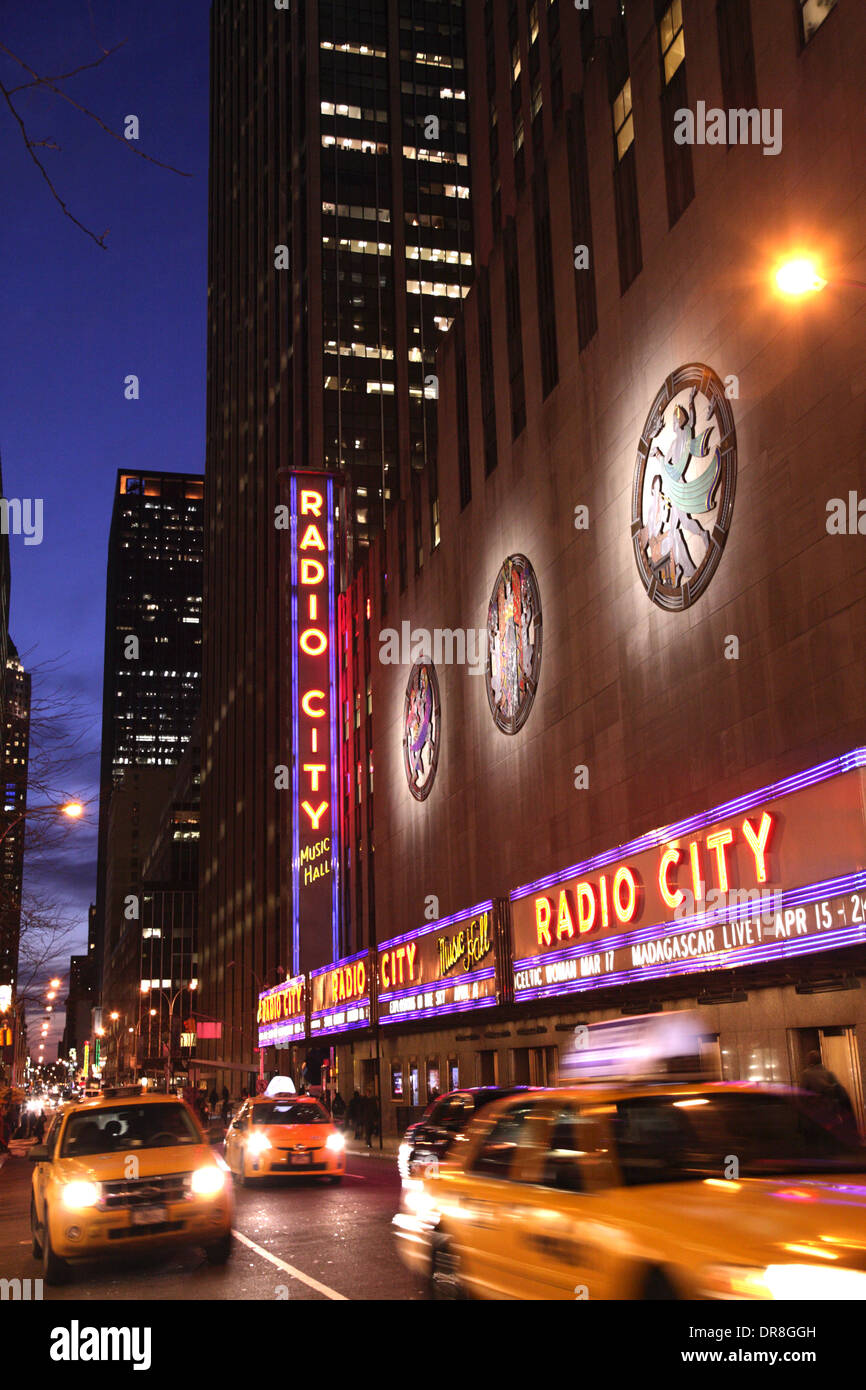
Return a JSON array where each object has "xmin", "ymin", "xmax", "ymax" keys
[
  {"xmin": 30, "ymin": 1087, "xmax": 233, "ymax": 1284},
  {"xmin": 394, "ymin": 1080, "xmax": 866, "ymax": 1300},
  {"xmin": 225, "ymin": 1094, "xmax": 346, "ymax": 1185}
]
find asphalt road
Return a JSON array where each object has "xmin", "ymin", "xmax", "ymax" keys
[{"xmin": 0, "ymin": 1148, "xmax": 428, "ymax": 1302}]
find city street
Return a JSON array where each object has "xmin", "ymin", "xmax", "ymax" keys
[{"xmin": 0, "ymin": 1146, "xmax": 426, "ymax": 1302}]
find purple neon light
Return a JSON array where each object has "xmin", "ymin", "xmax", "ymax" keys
[
  {"xmin": 511, "ymin": 747, "xmax": 866, "ymax": 902},
  {"xmin": 290, "ymin": 477, "xmax": 300, "ymax": 976},
  {"xmin": 378, "ymin": 900, "xmax": 494, "ymax": 953},
  {"xmin": 379, "ymin": 995, "xmax": 498, "ymax": 1026},
  {"xmin": 310, "ymin": 1006, "xmax": 371, "ymax": 1037},
  {"xmin": 515, "ymin": 870, "xmax": 866, "ymax": 969},
  {"xmin": 310, "ymin": 947, "xmax": 368, "ymax": 979},
  {"xmin": 379, "ymin": 965, "xmax": 497, "ymax": 1025},
  {"xmin": 327, "ymin": 477, "xmax": 339, "ymax": 962},
  {"xmin": 514, "ymin": 878, "xmax": 866, "ymax": 1002}
]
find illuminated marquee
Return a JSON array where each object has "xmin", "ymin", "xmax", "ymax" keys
[
  {"xmin": 257, "ymin": 975, "xmax": 307, "ymax": 1049},
  {"xmin": 290, "ymin": 474, "xmax": 340, "ymax": 973},
  {"xmin": 511, "ymin": 751, "xmax": 866, "ymax": 1002},
  {"xmin": 378, "ymin": 903, "xmax": 499, "ymax": 1025},
  {"xmin": 310, "ymin": 950, "xmax": 372, "ymax": 1038}
]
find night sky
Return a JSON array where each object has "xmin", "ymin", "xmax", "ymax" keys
[{"xmin": 1, "ymin": 1, "xmax": 210, "ymax": 1050}]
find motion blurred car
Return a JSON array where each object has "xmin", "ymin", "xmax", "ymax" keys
[
  {"xmin": 225, "ymin": 1094, "xmax": 346, "ymax": 1185},
  {"xmin": 30, "ymin": 1087, "xmax": 233, "ymax": 1284},
  {"xmin": 394, "ymin": 1081, "xmax": 866, "ymax": 1300},
  {"xmin": 398, "ymin": 1087, "xmax": 530, "ymax": 1181}
]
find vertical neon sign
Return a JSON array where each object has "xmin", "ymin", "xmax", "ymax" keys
[{"xmin": 290, "ymin": 475, "xmax": 340, "ymax": 974}]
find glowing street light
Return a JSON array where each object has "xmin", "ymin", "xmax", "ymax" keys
[
  {"xmin": 61, "ymin": 801, "xmax": 85, "ymax": 819},
  {"xmin": 775, "ymin": 258, "xmax": 827, "ymax": 296},
  {"xmin": 49, "ymin": 978, "xmax": 61, "ymax": 989}
]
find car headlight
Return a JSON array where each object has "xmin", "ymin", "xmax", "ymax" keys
[
  {"xmin": 246, "ymin": 1132, "xmax": 271, "ymax": 1157},
  {"xmin": 190, "ymin": 1165, "xmax": 226, "ymax": 1196},
  {"xmin": 62, "ymin": 1180, "xmax": 101, "ymax": 1210},
  {"xmin": 326, "ymin": 1132, "xmax": 346, "ymax": 1152},
  {"xmin": 764, "ymin": 1264, "xmax": 866, "ymax": 1300},
  {"xmin": 398, "ymin": 1142, "xmax": 411, "ymax": 1179},
  {"xmin": 702, "ymin": 1262, "xmax": 866, "ymax": 1301}
]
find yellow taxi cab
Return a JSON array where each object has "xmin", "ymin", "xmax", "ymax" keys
[
  {"xmin": 30, "ymin": 1086, "xmax": 233, "ymax": 1284},
  {"xmin": 394, "ymin": 1018, "xmax": 866, "ymax": 1300},
  {"xmin": 225, "ymin": 1094, "xmax": 346, "ymax": 1185}
]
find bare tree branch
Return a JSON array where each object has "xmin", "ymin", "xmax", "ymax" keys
[
  {"xmin": 0, "ymin": 42, "xmax": 192, "ymax": 176},
  {"xmin": 0, "ymin": 35, "xmax": 191, "ymax": 247},
  {"xmin": 4, "ymin": 38, "xmax": 127, "ymax": 95}
]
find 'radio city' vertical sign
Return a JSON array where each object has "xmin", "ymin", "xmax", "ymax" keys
[{"xmin": 290, "ymin": 473, "xmax": 340, "ymax": 973}]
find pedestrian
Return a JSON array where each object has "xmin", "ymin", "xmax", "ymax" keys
[
  {"xmin": 209, "ymin": 1086, "xmax": 219, "ymax": 1112},
  {"xmin": 221, "ymin": 1093, "xmax": 231, "ymax": 1126},
  {"xmin": 33, "ymin": 1108, "xmax": 46, "ymax": 1144},
  {"xmin": 346, "ymin": 1089, "xmax": 362, "ymax": 1139},
  {"xmin": 800, "ymin": 1050, "xmax": 856, "ymax": 1135},
  {"xmin": 332, "ymin": 1092, "xmax": 346, "ymax": 1127}
]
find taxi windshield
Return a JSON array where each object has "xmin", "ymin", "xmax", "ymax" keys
[
  {"xmin": 611, "ymin": 1091, "xmax": 866, "ymax": 1184},
  {"xmin": 60, "ymin": 1103, "xmax": 199, "ymax": 1157},
  {"xmin": 252, "ymin": 1102, "xmax": 328, "ymax": 1125}
]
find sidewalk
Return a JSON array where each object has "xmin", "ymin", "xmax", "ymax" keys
[{"xmin": 344, "ymin": 1134, "xmax": 401, "ymax": 1158}]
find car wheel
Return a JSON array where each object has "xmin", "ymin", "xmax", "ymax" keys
[
  {"xmin": 431, "ymin": 1242, "xmax": 464, "ymax": 1300},
  {"xmin": 42, "ymin": 1209, "xmax": 70, "ymax": 1286},
  {"xmin": 640, "ymin": 1266, "xmax": 678, "ymax": 1300},
  {"xmin": 30, "ymin": 1196, "xmax": 42, "ymax": 1259},
  {"xmin": 204, "ymin": 1234, "xmax": 233, "ymax": 1265}
]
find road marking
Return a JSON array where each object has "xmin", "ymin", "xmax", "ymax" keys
[{"xmin": 232, "ymin": 1229, "xmax": 348, "ymax": 1300}]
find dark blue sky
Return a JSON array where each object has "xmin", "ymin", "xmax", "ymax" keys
[{"xmin": 1, "ymin": 1, "xmax": 210, "ymax": 1049}]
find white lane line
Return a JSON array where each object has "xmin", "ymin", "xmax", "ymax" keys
[{"xmin": 232, "ymin": 1229, "xmax": 348, "ymax": 1301}]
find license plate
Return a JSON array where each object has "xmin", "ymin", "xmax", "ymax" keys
[
  {"xmin": 131, "ymin": 1205, "xmax": 168, "ymax": 1225},
  {"xmin": 290, "ymin": 1154, "xmax": 310, "ymax": 1167}
]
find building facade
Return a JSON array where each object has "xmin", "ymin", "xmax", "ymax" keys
[
  {"xmin": 94, "ymin": 469, "xmax": 203, "ymax": 994},
  {"xmin": 201, "ymin": 0, "xmax": 474, "ymax": 1080},
  {"xmin": 321, "ymin": 0, "xmax": 866, "ymax": 1133}
]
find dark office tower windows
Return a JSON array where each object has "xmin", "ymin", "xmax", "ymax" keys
[
  {"xmin": 533, "ymin": 166, "xmax": 558, "ymax": 399},
  {"xmin": 478, "ymin": 267, "xmax": 498, "ymax": 477},
  {"xmin": 509, "ymin": 0, "xmax": 526, "ymax": 193},
  {"xmin": 566, "ymin": 96, "xmax": 598, "ymax": 351},
  {"xmin": 717, "ymin": 0, "xmax": 758, "ymax": 113},
  {"xmin": 411, "ymin": 470, "xmax": 424, "ymax": 573},
  {"xmin": 547, "ymin": 0, "xmax": 563, "ymax": 123},
  {"xmin": 94, "ymin": 471, "xmax": 203, "ymax": 988},
  {"xmin": 398, "ymin": 498, "xmax": 408, "ymax": 594},
  {"xmin": 0, "ymin": 643, "xmax": 29, "ymax": 997},
  {"xmin": 428, "ymin": 445, "xmax": 441, "ymax": 551},
  {"xmin": 455, "ymin": 311, "xmax": 472, "ymax": 510},
  {"xmin": 504, "ymin": 218, "xmax": 527, "ymax": 438},
  {"xmin": 657, "ymin": 0, "xmax": 695, "ymax": 227}
]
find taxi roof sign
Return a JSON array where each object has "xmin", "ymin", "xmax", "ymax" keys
[{"xmin": 559, "ymin": 1012, "xmax": 713, "ymax": 1084}]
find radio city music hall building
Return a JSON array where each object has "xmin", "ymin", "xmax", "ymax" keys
[{"xmin": 293, "ymin": 0, "xmax": 866, "ymax": 1134}]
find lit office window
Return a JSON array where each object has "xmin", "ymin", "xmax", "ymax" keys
[
  {"xmin": 660, "ymin": 0, "xmax": 685, "ymax": 84},
  {"xmin": 613, "ymin": 79, "xmax": 634, "ymax": 162}
]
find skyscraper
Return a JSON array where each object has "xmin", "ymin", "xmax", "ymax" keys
[
  {"xmin": 94, "ymin": 470, "xmax": 204, "ymax": 992},
  {"xmin": 201, "ymin": 0, "xmax": 473, "ymax": 1078},
  {"xmin": 0, "ymin": 640, "xmax": 30, "ymax": 997}
]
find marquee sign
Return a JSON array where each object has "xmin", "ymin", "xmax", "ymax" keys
[
  {"xmin": 289, "ymin": 473, "xmax": 340, "ymax": 973},
  {"xmin": 511, "ymin": 750, "xmax": 866, "ymax": 1002},
  {"xmin": 377, "ymin": 902, "xmax": 499, "ymax": 1025},
  {"xmin": 257, "ymin": 976, "xmax": 307, "ymax": 1049},
  {"xmin": 310, "ymin": 950, "xmax": 372, "ymax": 1037}
]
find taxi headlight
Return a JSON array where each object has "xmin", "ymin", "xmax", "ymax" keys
[
  {"xmin": 764, "ymin": 1264, "xmax": 866, "ymax": 1301},
  {"xmin": 62, "ymin": 1180, "xmax": 101, "ymax": 1210},
  {"xmin": 398, "ymin": 1143, "xmax": 411, "ymax": 1180},
  {"xmin": 702, "ymin": 1262, "xmax": 866, "ymax": 1301},
  {"xmin": 246, "ymin": 1132, "xmax": 272, "ymax": 1157},
  {"xmin": 326, "ymin": 1132, "xmax": 346, "ymax": 1152},
  {"xmin": 190, "ymin": 1166, "xmax": 226, "ymax": 1196}
]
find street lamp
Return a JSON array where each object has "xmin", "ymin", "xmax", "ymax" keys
[
  {"xmin": 140, "ymin": 979, "xmax": 198, "ymax": 1092},
  {"xmin": 774, "ymin": 256, "xmax": 866, "ymax": 297}
]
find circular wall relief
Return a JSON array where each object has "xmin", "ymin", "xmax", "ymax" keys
[
  {"xmin": 631, "ymin": 363, "xmax": 737, "ymax": 612},
  {"xmin": 485, "ymin": 554, "xmax": 542, "ymax": 735},
  {"xmin": 404, "ymin": 661, "xmax": 441, "ymax": 800}
]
